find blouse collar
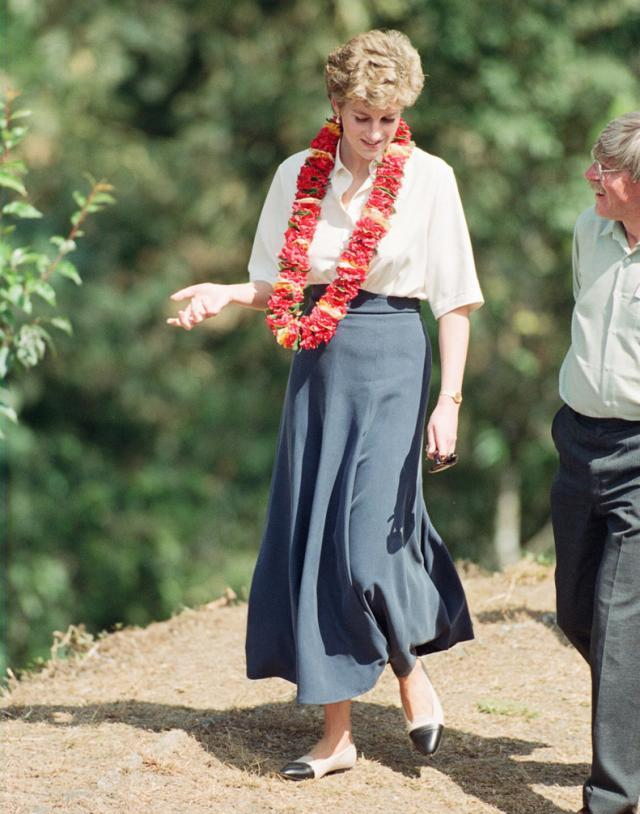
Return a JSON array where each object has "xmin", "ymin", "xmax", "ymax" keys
[
  {"xmin": 330, "ymin": 139, "xmax": 377, "ymax": 201},
  {"xmin": 332, "ymin": 139, "xmax": 378, "ymax": 179}
]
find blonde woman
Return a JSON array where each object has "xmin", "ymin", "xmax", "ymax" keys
[{"xmin": 169, "ymin": 29, "xmax": 483, "ymax": 780}]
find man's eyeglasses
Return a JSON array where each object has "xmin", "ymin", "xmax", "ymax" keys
[{"xmin": 591, "ymin": 153, "xmax": 623, "ymax": 183}]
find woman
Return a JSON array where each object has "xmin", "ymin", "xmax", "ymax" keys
[{"xmin": 168, "ymin": 29, "xmax": 483, "ymax": 780}]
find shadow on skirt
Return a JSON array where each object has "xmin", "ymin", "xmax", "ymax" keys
[{"xmin": 246, "ymin": 287, "xmax": 474, "ymax": 704}]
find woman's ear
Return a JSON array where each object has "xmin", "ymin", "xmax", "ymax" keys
[{"xmin": 330, "ymin": 97, "xmax": 341, "ymax": 118}]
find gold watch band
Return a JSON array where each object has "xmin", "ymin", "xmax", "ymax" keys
[{"xmin": 440, "ymin": 389, "xmax": 463, "ymax": 404}]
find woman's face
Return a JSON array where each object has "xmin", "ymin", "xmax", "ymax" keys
[{"xmin": 332, "ymin": 99, "xmax": 402, "ymax": 166}]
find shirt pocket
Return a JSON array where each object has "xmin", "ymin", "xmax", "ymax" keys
[
  {"xmin": 614, "ymin": 289, "xmax": 640, "ymax": 368},
  {"xmin": 620, "ymin": 285, "xmax": 640, "ymax": 319}
]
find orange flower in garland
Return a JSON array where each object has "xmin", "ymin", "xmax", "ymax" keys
[{"xmin": 266, "ymin": 116, "xmax": 413, "ymax": 350}]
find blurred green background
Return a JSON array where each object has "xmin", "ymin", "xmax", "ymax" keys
[{"xmin": 2, "ymin": 0, "xmax": 639, "ymax": 678}]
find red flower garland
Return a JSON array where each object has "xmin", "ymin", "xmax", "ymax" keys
[{"xmin": 265, "ymin": 116, "xmax": 414, "ymax": 350}]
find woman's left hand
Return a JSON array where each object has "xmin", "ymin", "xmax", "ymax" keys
[{"xmin": 425, "ymin": 396, "xmax": 460, "ymax": 460}]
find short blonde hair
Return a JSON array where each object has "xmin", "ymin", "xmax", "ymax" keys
[
  {"xmin": 593, "ymin": 112, "xmax": 640, "ymax": 182},
  {"xmin": 325, "ymin": 29, "xmax": 424, "ymax": 110}
]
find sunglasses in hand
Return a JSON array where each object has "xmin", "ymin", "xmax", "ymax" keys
[{"xmin": 427, "ymin": 452, "xmax": 459, "ymax": 474}]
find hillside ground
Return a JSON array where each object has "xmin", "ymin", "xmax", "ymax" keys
[{"xmin": 2, "ymin": 561, "xmax": 592, "ymax": 814}]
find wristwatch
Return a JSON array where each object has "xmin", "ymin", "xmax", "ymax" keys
[{"xmin": 439, "ymin": 389, "xmax": 463, "ymax": 404}]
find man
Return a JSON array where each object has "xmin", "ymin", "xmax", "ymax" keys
[{"xmin": 551, "ymin": 111, "xmax": 640, "ymax": 814}]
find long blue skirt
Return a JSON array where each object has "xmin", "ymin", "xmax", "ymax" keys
[{"xmin": 245, "ymin": 286, "xmax": 474, "ymax": 704}]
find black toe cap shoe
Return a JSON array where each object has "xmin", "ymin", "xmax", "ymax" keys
[
  {"xmin": 409, "ymin": 723, "xmax": 443, "ymax": 756},
  {"xmin": 278, "ymin": 761, "xmax": 315, "ymax": 780}
]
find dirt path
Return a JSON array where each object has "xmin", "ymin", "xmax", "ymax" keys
[{"xmin": 2, "ymin": 562, "xmax": 590, "ymax": 814}]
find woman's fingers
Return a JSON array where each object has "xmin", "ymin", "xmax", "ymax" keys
[
  {"xmin": 191, "ymin": 298, "xmax": 207, "ymax": 319},
  {"xmin": 178, "ymin": 308, "xmax": 194, "ymax": 330},
  {"xmin": 167, "ymin": 285, "xmax": 226, "ymax": 329},
  {"xmin": 432, "ymin": 426, "xmax": 456, "ymax": 459},
  {"xmin": 426, "ymin": 410, "xmax": 458, "ymax": 460},
  {"xmin": 426, "ymin": 422, "xmax": 437, "ymax": 459},
  {"xmin": 170, "ymin": 285, "xmax": 199, "ymax": 301},
  {"xmin": 166, "ymin": 296, "xmax": 204, "ymax": 329}
]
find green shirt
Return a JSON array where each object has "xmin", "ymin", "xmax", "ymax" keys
[{"xmin": 559, "ymin": 206, "xmax": 640, "ymax": 419}]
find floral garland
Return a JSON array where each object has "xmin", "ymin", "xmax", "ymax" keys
[{"xmin": 265, "ymin": 115, "xmax": 414, "ymax": 350}]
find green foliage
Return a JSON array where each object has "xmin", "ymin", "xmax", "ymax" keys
[
  {"xmin": 0, "ymin": 89, "xmax": 115, "ymax": 436},
  {"xmin": 477, "ymin": 700, "xmax": 540, "ymax": 720},
  {"xmin": 2, "ymin": 0, "xmax": 640, "ymax": 677}
]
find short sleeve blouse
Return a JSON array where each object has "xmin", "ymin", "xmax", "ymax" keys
[{"xmin": 248, "ymin": 143, "xmax": 483, "ymax": 319}]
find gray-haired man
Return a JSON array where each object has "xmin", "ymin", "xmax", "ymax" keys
[{"xmin": 551, "ymin": 112, "xmax": 640, "ymax": 814}]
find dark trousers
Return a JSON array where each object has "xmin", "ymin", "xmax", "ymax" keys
[{"xmin": 551, "ymin": 404, "xmax": 640, "ymax": 814}]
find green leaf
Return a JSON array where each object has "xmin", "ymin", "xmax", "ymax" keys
[
  {"xmin": 16, "ymin": 324, "xmax": 49, "ymax": 368},
  {"xmin": 35, "ymin": 254, "xmax": 51, "ymax": 274},
  {"xmin": 0, "ymin": 172, "xmax": 27, "ymax": 196},
  {"xmin": 10, "ymin": 109, "xmax": 32, "ymax": 121},
  {"xmin": 2, "ymin": 201, "xmax": 43, "ymax": 219},
  {"xmin": 91, "ymin": 193, "xmax": 116, "ymax": 205},
  {"xmin": 10, "ymin": 248, "xmax": 42, "ymax": 268},
  {"xmin": 10, "ymin": 248, "xmax": 24, "ymax": 266},
  {"xmin": 0, "ymin": 402, "xmax": 18, "ymax": 423},
  {"xmin": 31, "ymin": 280, "xmax": 57, "ymax": 306},
  {"xmin": 72, "ymin": 191, "xmax": 87, "ymax": 208},
  {"xmin": 0, "ymin": 285, "xmax": 23, "ymax": 305},
  {"xmin": 50, "ymin": 236, "xmax": 77, "ymax": 254},
  {"xmin": 2, "ymin": 159, "xmax": 27, "ymax": 175},
  {"xmin": 57, "ymin": 260, "xmax": 82, "ymax": 285},
  {"xmin": 8, "ymin": 126, "xmax": 27, "ymax": 140},
  {"xmin": 50, "ymin": 317, "xmax": 73, "ymax": 336},
  {"xmin": 0, "ymin": 346, "xmax": 9, "ymax": 378},
  {"xmin": 21, "ymin": 295, "xmax": 32, "ymax": 315}
]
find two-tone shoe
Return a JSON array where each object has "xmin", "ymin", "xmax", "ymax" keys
[
  {"xmin": 278, "ymin": 743, "xmax": 357, "ymax": 781},
  {"xmin": 404, "ymin": 663, "xmax": 444, "ymax": 756}
]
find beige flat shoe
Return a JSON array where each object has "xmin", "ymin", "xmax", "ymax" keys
[
  {"xmin": 404, "ymin": 661, "xmax": 444, "ymax": 756},
  {"xmin": 278, "ymin": 743, "xmax": 357, "ymax": 781}
]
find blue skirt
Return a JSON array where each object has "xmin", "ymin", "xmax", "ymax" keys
[{"xmin": 245, "ymin": 287, "xmax": 474, "ymax": 704}]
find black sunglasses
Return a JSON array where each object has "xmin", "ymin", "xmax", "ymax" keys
[{"xmin": 428, "ymin": 452, "xmax": 458, "ymax": 474}]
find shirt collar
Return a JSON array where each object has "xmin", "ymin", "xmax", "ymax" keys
[
  {"xmin": 603, "ymin": 218, "xmax": 640, "ymax": 253},
  {"xmin": 332, "ymin": 140, "xmax": 378, "ymax": 182}
]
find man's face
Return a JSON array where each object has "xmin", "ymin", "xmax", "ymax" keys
[{"xmin": 585, "ymin": 157, "xmax": 640, "ymax": 223}]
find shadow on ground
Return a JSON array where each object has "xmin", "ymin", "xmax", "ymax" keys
[
  {"xmin": 474, "ymin": 606, "xmax": 572, "ymax": 649},
  {"xmin": 4, "ymin": 699, "xmax": 586, "ymax": 814}
]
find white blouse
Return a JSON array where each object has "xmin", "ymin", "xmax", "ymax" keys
[{"xmin": 248, "ymin": 143, "xmax": 483, "ymax": 319}]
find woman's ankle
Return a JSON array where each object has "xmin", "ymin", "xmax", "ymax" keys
[
  {"xmin": 398, "ymin": 660, "xmax": 436, "ymax": 721},
  {"xmin": 321, "ymin": 700, "xmax": 353, "ymax": 749},
  {"xmin": 310, "ymin": 731, "xmax": 354, "ymax": 759}
]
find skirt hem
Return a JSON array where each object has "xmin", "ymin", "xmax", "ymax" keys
[{"xmin": 246, "ymin": 628, "xmax": 474, "ymax": 704}]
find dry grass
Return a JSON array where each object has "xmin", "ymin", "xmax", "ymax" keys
[{"xmin": 1, "ymin": 561, "xmax": 590, "ymax": 814}]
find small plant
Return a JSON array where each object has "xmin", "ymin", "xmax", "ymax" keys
[
  {"xmin": 0, "ymin": 88, "xmax": 115, "ymax": 435},
  {"xmin": 477, "ymin": 699, "xmax": 540, "ymax": 720},
  {"xmin": 50, "ymin": 623, "xmax": 96, "ymax": 662}
]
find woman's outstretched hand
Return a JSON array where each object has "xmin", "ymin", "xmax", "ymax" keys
[{"xmin": 167, "ymin": 283, "xmax": 232, "ymax": 330}]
